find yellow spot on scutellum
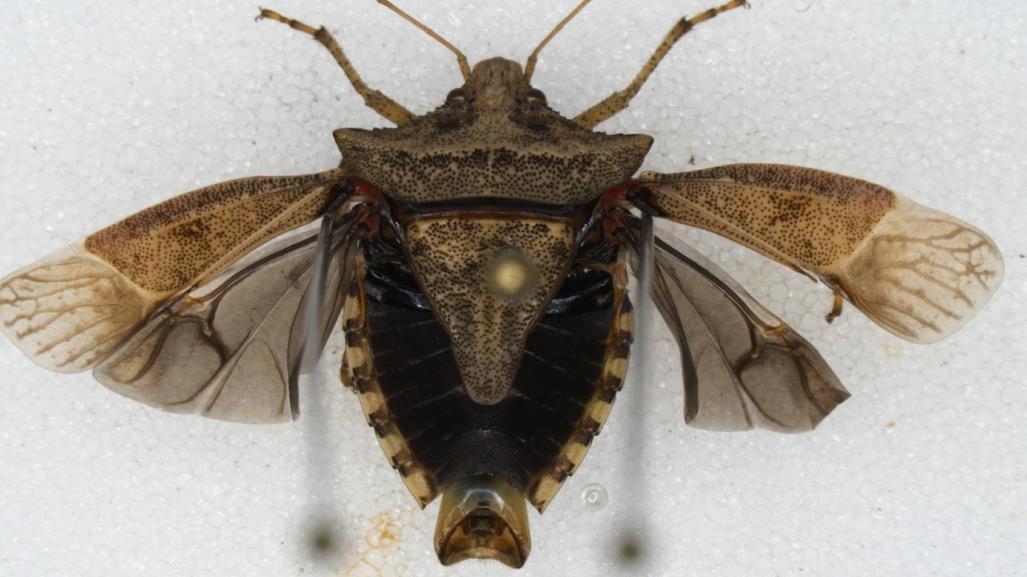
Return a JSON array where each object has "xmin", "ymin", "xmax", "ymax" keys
[{"xmin": 488, "ymin": 247, "xmax": 537, "ymax": 299}]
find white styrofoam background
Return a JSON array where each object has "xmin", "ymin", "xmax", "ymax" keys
[{"xmin": 1, "ymin": 1, "xmax": 1023, "ymax": 576}]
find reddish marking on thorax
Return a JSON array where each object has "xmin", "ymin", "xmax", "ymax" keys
[{"xmin": 597, "ymin": 181, "xmax": 641, "ymax": 207}]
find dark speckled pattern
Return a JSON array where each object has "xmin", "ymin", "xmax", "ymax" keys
[{"xmin": 336, "ymin": 59, "xmax": 651, "ymax": 204}]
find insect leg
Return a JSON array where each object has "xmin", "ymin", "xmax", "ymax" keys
[
  {"xmin": 257, "ymin": 8, "xmax": 414, "ymax": 126},
  {"xmin": 299, "ymin": 201, "xmax": 342, "ymax": 372},
  {"xmin": 573, "ymin": 0, "xmax": 749, "ymax": 129},
  {"xmin": 616, "ymin": 210, "xmax": 656, "ymax": 566},
  {"xmin": 825, "ymin": 291, "xmax": 845, "ymax": 324},
  {"xmin": 297, "ymin": 201, "xmax": 363, "ymax": 565}
]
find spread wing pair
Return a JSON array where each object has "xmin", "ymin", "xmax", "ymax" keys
[
  {"xmin": 0, "ymin": 170, "xmax": 363, "ymax": 423},
  {"xmin": 0, "ymin": 163, "xmax": 1004, "ymax": 430},
  {"xmin": 624, "ymin": 164, "xmax": 1003, "ymax": 432}
]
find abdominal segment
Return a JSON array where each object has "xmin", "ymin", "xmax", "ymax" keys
[{"xmin": 340, "ymin": 241, "xmax": 632, "ymax": 511}]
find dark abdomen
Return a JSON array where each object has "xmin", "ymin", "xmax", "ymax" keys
[{"xmin": 342, "ymin": 243, "xmax": 631, "ymax": 510}]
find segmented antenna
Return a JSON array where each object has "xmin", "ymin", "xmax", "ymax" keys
[
  {"xmin": 377, "ymin": 0, "xmax": 472, "ymax": 80},
  {"xmin": 524, "ymin": 0, "xmax": 593, "ymax": 82}
]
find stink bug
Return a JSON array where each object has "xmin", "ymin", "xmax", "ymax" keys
[{"xmin": 0, "ymin": 0, "xmax": 1006, "ymax": 571}]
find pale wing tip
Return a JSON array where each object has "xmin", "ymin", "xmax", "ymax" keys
[
  {"xmin": 0, "ymin": 245, "xmax": 154, "ymax": 373},
  {"xmin": 838, "ymin": 198, "xmax": 1004, "ymax": 344}
]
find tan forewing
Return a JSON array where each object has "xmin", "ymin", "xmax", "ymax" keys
[
  {"xmin": 642, "ymin": 164, "xmax": 1004, "ymax": 343},
  {"xmin": 0, "ymin": 170, "xmax": 347, "ymax": 373},
  {"xmin": 92, "ymin": 219, "xmax": 360, "ymax": 423},
  {"xmin": 625, "ymin": 220, "xmax": 848, "ymax": 432},
  {"xmin": 85, "ymin": 169, "xmax": 346, "ymax": 293}
]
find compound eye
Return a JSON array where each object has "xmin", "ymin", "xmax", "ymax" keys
[
  {"xmin": 446, "ymin": 88, "xmax": 467, "ymax": 105},
  {"xmin": 526, "ymin": 88, "xmax": 547, "ymax": 106}
]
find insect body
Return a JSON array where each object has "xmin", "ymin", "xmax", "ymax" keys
[{"xmin": 0, "ymin": 0, "xmax": 1003, "ymax": 569}]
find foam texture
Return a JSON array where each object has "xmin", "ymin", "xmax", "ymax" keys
[{"xmin": 1, "ymin": 1, "xmax": 1024, "ymax": 576}]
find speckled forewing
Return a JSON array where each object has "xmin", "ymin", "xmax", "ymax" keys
[
  {"xmin": 404, "ymin": 216, "xmax": 575, "ymax": 405},
  {"xmin": 84, "ymin": 169, "xmax": 345, "ymax": 293},
  {"xmin": 93, "ymin": 220, "xmax": 360, "ymax": 423},
  {"xmin": 643, "ymin": 164, "xmax": 1003, "ymax": 343},
  {"xmin": 0, "ymin": 170, "xmax": 347, "ymax": 374}
]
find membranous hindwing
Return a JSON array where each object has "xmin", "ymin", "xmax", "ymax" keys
[{"xmin": 0, "ymin": 0, "xmax": 1006, "ymax": 571}]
